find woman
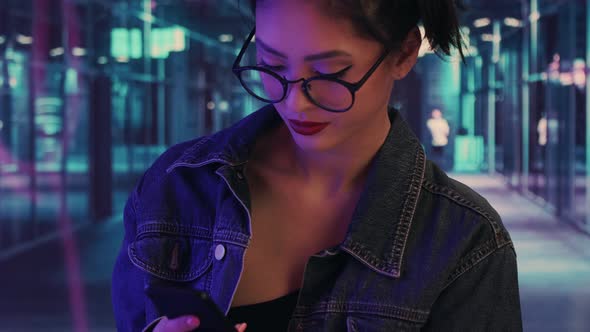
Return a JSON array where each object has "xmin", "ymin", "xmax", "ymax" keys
[{"xmin": 112, "ymin": 0, "xmax": 523, "ymax": 331}]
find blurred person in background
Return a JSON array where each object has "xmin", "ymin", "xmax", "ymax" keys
[
  {"xmin": 426, "ymin": 108, "xmax": 450, "ymax": 169},
  {"xmin": 112, "ymin": 0, "xmax": 523, "ymax": 331}
]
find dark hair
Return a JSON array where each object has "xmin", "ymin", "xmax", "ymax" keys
[{"xmin": 247, "ymin": 0, "xmax": 465, "ymax": 60}]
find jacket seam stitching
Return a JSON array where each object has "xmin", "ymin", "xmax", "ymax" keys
[
  {"xmin": 136, "ymin": 222, "xmax": 211, "ymax": 237},
  {"xmin": 389, "ymin": 145, "xmax": 426, "ymax": 276},
  {"xmin": 293, "ymin": 301, "xmax": 429, "ymax": 323},
  {"xmin": 442, "ymin": 239, "xmax": 508, "ymax": 291},
  {"xmin": 127, "ymin": 243, "xmax": 213, "ymax": 281},
  {"xmin": 421, "ymin": 180, "xmax": 507, "ymax": 246}
]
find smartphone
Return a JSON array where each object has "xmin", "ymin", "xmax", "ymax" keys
[{"xmin": 145, "ymin": 282, "xmax": 235, "ymax": 332}]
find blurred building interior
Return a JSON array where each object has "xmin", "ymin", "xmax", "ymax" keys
[{"xmin": 0, "ymin": 0, "xmax": 589, "ymax": 331}]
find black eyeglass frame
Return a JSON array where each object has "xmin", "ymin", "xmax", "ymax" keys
[{"xmin": 232, "ymin": 28, "xmax": 390, "ymax": 113}]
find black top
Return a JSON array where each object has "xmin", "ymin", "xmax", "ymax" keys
[{"xmin": 227, "ymin": 289, "xmax": 300, "ymax": 331}]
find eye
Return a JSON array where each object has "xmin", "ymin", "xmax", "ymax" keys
[
  {"xmin": 257, "ymin": 59, "xmax": 286, "ymax": 72},
  {"xmin": 315, "ymin": 65, "xmax": 353, "ymax": 79}
]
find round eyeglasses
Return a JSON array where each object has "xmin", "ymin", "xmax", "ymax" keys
[{"xmin": 232, "ymin": 28, "xmax": 390, "ymax": 113}]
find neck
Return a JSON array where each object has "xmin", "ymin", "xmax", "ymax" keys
[{"xmin": 286, "ymin": 107, "xmax": 392, "ymax": 196}]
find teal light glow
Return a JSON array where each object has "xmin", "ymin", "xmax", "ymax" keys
[
  {"xmin": 65, "ymin": 68, "xmax": 78, "ymax": 94},
  {"xmin": 439, "ymin": 55, "xmax": 461, "ymax": 109},
  {"xmin": 492, "ymin": 20, "xmax": 501, "ymax": 64},
  {"xmin": 150, "ymin": 28, "xmax": 168, "ymax": 59},
  {"xmin": 530, "ymin": 0, "xmax": 539, "ymax": 72},
  {"xmin": 488, "ymin": 57, "xmax": 496, "ymax": 173},
  {"xmin": 130, "ymin": 30, "xmax": 142, "ymax": 58},
  {"xmin": 151, "ymin": 26, "xmax": 187, "ymax": 59},
  {"xmin": 111, "ymin": 28, "xmax": 142, "ymax": 59},
  {"xmin": 521, "ymin": 1, "xmax": 533, "ymax": 188},
  {"xmin": 454, "ymin": 136, "xmax": 485, "ymax": 172},
  {"xmin": 34, "ymin": 97, "xmax": 63, "ymax": 139},
  {"xmin": 172, "ymin": 27, "xmax": 186, "ymax": 51},
  {"xmin": 111, "ymin": 27, "xmax": 185, "ymax": 60},
  {"xmin": 462, "ymin": 94, "xmax": 475, "ymax": 135}
]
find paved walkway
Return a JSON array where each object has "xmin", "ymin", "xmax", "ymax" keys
[{"xmin": 452, "ymin": 174, "xmax": 590, "ymax": 332}]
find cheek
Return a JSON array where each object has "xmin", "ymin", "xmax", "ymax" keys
[
  {"xmin": 351, "ymin": 83, "xmax": 392, "ymax": 115},
  {"xmin": 333, "ymin": 106, "xmax": 375, "ymax": 134},
  {"xmin": 333, "ymin": 81, "xmax": 392, "ymax": 128},
  {"xmin": 360, "ymin": 77, "xmax": 393, "ymax": 107}
]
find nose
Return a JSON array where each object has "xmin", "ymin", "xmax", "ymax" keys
[{"xmin": 282, "ymin": 78, "xmax": 313, "ymax": 114}]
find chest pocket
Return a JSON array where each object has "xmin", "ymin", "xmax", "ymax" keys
[
  {"xmin": 290, "ymin": 302, "xmax": 428, "ymax": 332},
  {"xmin": 346, "ymin": 315, "xmax": 422, "ymax": 332},
  {"xmin": 291, "ymin": 314, "xmax": 423, "ymax": 332},
  {"xmin": 128, "ymin": 222, "xmax": 213, "ymax": 282}
]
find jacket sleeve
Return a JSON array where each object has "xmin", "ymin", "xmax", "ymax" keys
[
  {"xmin": 111, "ymin": 188, "xmax": 149, "ymax": 332},
  {"xmin": 423, "ymin": 244, "xmax": 523, "ymax": 332}
]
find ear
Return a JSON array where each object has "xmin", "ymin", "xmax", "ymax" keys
[{"xmin": 389, "ymin": 26, "xmax": 421, "ymax": 80}]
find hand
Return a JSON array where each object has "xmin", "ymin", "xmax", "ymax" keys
[{"xmin": 153, "ymin": 315, "xmax": 247, "ymax": 332}]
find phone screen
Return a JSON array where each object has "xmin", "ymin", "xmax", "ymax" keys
[{"xmin": 145, "ymin": 283, "xmax": 235, "ymax": 332}]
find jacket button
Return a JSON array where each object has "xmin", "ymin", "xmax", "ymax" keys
[{"xmin": 214, "ymin": 244, "xmax": 226, "ymax": 260}]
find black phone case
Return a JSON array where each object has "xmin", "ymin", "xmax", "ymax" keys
[{"xmin": 145, "ymin": 283, "xmax": 235, "ymax": 332}]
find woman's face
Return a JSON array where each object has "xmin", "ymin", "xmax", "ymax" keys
[{"xmin": 255, "ymin": 0, "xmax": 398, "ymax": 152}]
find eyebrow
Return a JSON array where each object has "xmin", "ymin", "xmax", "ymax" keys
[{"xmin": 256, "ymin": 38, "xmax": 352, "ymax": 62}]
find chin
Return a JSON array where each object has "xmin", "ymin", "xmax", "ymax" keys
[{"xmin": 290, "ymin": 131, "xmax": 337, "ymax": 153}]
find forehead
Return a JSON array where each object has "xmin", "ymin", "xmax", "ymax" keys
[{"xmin": 254, "ymin": 0, "xmax": 367, "ymax": 55}]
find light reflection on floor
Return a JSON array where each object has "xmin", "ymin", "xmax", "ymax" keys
[{"xmin": 452, "ymin": 174, "xmax": 590, "ymax": 332}]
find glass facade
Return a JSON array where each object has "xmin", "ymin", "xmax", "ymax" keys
[
  {"xmin": 455, "ymin": 0, "xmax": 589, "ymax": 232},
  {"xmin": 0, "ymin": 0, "xmax": 264, "ymax": 251}
]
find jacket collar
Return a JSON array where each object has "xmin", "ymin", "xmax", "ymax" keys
[
  {"xmin": 167, "ymin": 104, "xmax": 426, "ymax": 278},
  {"xmin": 166, "ymin": 104, "xmax": 281, "ymax": 171}
]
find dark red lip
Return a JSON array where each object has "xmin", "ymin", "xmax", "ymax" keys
[{"xmin": 288, "ymin": 120, "xmax": 330, "ymax": 136}]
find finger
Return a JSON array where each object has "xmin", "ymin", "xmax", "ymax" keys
[
  {"xmin": 153, "ymin": 316, "xmax": 169, "ymax": 332},
  {"xmin": 234, "ymin": 322, "xmax": 247, "ymax": 332},
  {"xmin": 158, "ymin": 315, "xmax": 200, "ymax": 332}
]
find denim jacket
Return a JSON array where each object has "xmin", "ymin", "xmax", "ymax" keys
[{"xmin": 112, "ymin": 105, "xmax": 523, "ymax": 331}]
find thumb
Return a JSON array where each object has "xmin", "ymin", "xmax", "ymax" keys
[
  {"xmin": 160, "ymin": 315, "xmax": 200, "ymax": 332},
  {"xmin": 234, "ymin": 322, "xmax": 247, "ymax": 332}
]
